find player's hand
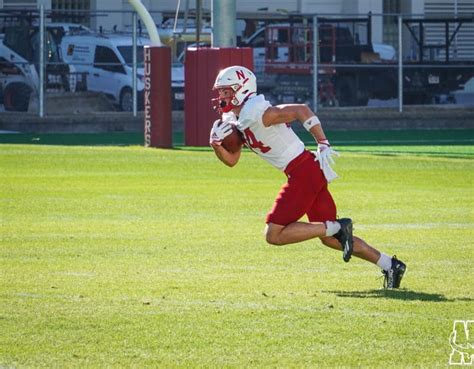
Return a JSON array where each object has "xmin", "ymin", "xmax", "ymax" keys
[
  {"xmin": 314, "ymin": 139, "xmax": 340, "ymax": 183},
  {"xmin": 209, "ymin": 119, "xmax": 233, "ymax": 146},
  {"xmin": 316, "ymin": 139, "xmax": 339, "ymax": 168}
]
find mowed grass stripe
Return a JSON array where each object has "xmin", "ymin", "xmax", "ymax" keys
[
  {"xmin": 0, "ymin": 144, "xmax": 473, "ymax": 368},
  {"xmin": 1, "ymin": 128, "xmax": 473, "ymax": 148}
]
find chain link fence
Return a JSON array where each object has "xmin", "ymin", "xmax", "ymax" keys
[{"xmin": 0, "ymin": 8, "xmax": 472, "ymax": 116}]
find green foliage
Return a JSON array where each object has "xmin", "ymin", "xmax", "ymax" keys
[{"xmin": 1, "ymin": 145, "xmax": 473, "ymax": 368}]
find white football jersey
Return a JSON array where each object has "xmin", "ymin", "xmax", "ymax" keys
[{"xmin": 223, "ymin": 95, "xmax": 305, "ymax": 171}]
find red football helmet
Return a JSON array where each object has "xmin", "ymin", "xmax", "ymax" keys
[{"xmin": 212, "ymin": 66, "xmax": 257, "ymax": 113}]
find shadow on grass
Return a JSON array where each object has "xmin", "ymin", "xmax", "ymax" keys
[{"xmin": 323, "ymin": 289, "xmax": 473, "ymax": 303}]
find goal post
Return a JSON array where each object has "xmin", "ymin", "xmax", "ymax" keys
[{"xmin": 129, "ymin": 0, "xmax": 172, "ymax": 148}]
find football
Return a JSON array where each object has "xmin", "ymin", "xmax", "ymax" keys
[{"xmin": 220, "ymin": 122, "xmax": 244, "ymax": 153}]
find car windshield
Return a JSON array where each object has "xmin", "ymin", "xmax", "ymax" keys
[{"xmin": 117, "ymin": 45, "xmax": 144, "ymax": 67}]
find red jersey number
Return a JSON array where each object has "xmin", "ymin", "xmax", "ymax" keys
[{"xmin": 243, "ymin": 128, "xmax": 271, "ymax": 153}]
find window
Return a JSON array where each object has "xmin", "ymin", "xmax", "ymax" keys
[
  {"xmin": 117, "ymin": 46, "xmax": 144, "ymax": 68},
  {"xmin": 4, "ymin": 27, "xmax": 33, "ymax": 61},
  {"xmin": 248, "ymin": 29, "xmax": 265, "ymax": 48},
  {"xmin": 94, "ymin": 46, "xmax": 125, "ymax": 74}
]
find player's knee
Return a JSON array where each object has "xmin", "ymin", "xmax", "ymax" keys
[
  {"xmin": 265, "ymin": 224, "xmax": 284, "ymax": 246},
  {"xmin": 266, "ymin": 233, "xmax": 282, "ymax": 245}
]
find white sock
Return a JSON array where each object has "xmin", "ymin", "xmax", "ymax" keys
[
  {"xmin": 325, "ymin": 221, "xmax": 341, "ymax": 237},
  {"xmin": 377, "ymin": 253, "xmax": 392, "ymax": 271}
]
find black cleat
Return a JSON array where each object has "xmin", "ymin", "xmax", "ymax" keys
[
  {"xmin": 334, "ymin": 218, "xmax": 353, "ymax": 262},
  {"xmin": 382, "ymin": 256, "xmax": 406, "ymax": 289}
]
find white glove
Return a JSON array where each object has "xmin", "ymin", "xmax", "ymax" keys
[
  {"xmin": 314, "ymin": 140, "xmax": 340, "ymax": 183},
  {"xmin": 209, "ymin": 119, "xmax": 233, "ymax": 145},
  {"xmin": 317, "ymin": 140, "xmax": 339, "ymax": 166}
]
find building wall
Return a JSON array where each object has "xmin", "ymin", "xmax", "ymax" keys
[
  {"xmin": 120, "ymin": 0, "xmax": 165, "ymax": 33},
  {"xmin": 423, "ymin": 0, "xmax": 474, "ymax": 60},
  {"xmin": 300, "ymin": 0, "xmax": 343, "ymax": 13},
  {"xmin": 357, "ymin": 0, "xmax": 383, "ymax": 43},
  {"xmin": 2, "ymin": 0, "xmax": 37, "ymax": 8},
  {"xmin": 144, "ymin": 0, "xmax": 299, "ymax": 13},
  {"xmin": 90, "ymin": 0, "xmax": 122, "ymax": 31}
]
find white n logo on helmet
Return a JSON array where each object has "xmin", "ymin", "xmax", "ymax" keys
[{"xmin": 236, "ymin": 70, "xmax": 246, "ymax": 80}]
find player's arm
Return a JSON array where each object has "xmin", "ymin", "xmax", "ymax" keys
[
  {"xmin": 262, "ymin": 104, "xmax": 327, "ymax": 143},
  {"xmin": 210, "ymin": 143, "xmax": 241, "ymax": 167}
]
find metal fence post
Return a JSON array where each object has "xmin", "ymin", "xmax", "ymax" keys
[
  {"xmin": 39, "ymin": 4, "xmax": 45, "ymax": 117},
  {"xmin": 212, "ymin": 0, "xmax": 236, "ymax": 47},
  {"xmin": 132, "ymin": 11, "xmax": 138, "ymax": 116},
  {"xmin": 312, "ymin": 15, "xmax": 319, "ymax": 112},
  {"xmin": 398, "ymin": 15, "xmax": 403, "ymax": 113}
]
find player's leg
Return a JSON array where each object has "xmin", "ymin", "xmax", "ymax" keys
[
  {"xmin": 265, "ymin": 180, "xmax": 327, "ymax": 245},
  {"xmin": 306, "ymin": 187, "xmax": 380, "ymax": 263},
  {"xmin": 308, "ymin": 190, "xmax": 389, "ymax": 265},
  {"xmin": 306, "ymin": 186, "xmax": 353, "ymax": 261},
  {"xmin": 265, "ymin": 162, "xmax": 330, "ymax": 245},
  {"xmin": 305, "ymin": 171, "xmax": 406, "ymax": 287},
  {"xmin": 320, "ymin": 235, "xmax": 381, "ymax": 264},
  {"xmin": 265, "ymin": 222, "xmax": 327, "ymax": 245},
  {"xmin": 265, "ymin": 155, "xmax": 350, "ymax": 246},
  {"xmin": 320, "ymin": 234, "xmax": 406, "ymax": 288}
]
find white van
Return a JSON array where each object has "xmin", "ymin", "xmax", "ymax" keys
[{"xmin": 61, "ymin": 34, "xmax": 149, "ymax": 111}]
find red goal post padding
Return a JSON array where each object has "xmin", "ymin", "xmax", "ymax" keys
[
  {"xmin": 144, "ymin": 46, "xmax": 172, "ymax": 148},
  {"xmin": 184, "ymin": 47, "xmax": 253, "ymax": 147}
]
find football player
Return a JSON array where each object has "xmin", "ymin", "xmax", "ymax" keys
[{"xmin": 209, "ymin": 65, "xmax": 406, "ymax": 288}]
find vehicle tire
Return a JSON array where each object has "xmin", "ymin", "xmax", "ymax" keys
[
  {"xmin": 119, "ymin": 87, "xmax": 133, "ymax": 112},
  {"xmin": 3, "ymin": 82, "xmax": 32, "ymax": 112}
]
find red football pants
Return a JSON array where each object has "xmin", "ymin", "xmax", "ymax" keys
[{"xmin": 266, "ymin": 150, "xmax": 337, "ymax": 226}]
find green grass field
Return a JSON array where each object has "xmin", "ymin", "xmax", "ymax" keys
[{"xmin": 1, "ymin": 144, "xmax": 473, "ymax": 368}]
